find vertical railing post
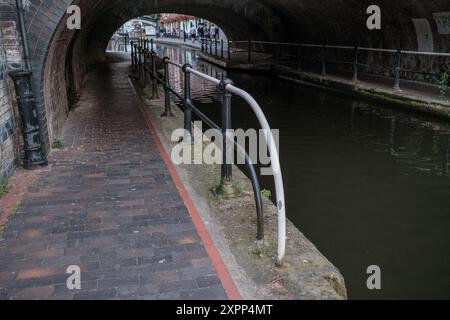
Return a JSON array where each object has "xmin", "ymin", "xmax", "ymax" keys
[
  {"xmin": 182, "ymin": 64, "xmax": 193, "ymax": 140},
  {"xmin": 219, "ymin": 79, "xmax": 234, "ymax": 197},
  {"xmin": 150, "ymin": 38, "xmax": 154, "ymax": 52},
  {"xmin": 277, "ymin": 43, "xmax": 281, "ymax": 61},
  {"xmin": 221, "ymin": 39, "xmax": 224, "ymax": 59},
  {"xmin": 142, "ymin": 49, "xmax": 149, "ymax": 88},
  {"xmin": 215, "ymin": 39, "xmax": 218, "ymax": 56},
  {"xmin": 161, "ymin": 57, "xmax": 173, "ymax": 117},
  {"xmin": 151, "ymin": 51, "xmax": 159, "ymax": 99},
  {"xmin": 124, "ymin": 36, "xmax": 128, "ymax": 52},
  {"xmin": 353, "ymin": 46, "xmax": 359, "ymax": 82},
  {"xmin": 248, "ymin": 40, "xmax": 251, "ymax": 63},
  {"xmin": 210, "ymin": 38, "xmax": 213, "ymax": 55},
  {"xmin": 298, "ymin": 44, "xmax": 302, "ymax": 71},
  {"xmin": 138, "ymin": 45, "xmax": 142, "ymax": 81},
  {"xmin": 321, "ymin": 45, "xmax": 327, "ymax": 76},
  {"xmin": 131, "ymin": 41, "xmax": 135, "ymax": 70},
  {"xmin": 394, "ymin": 49, "xmax": 402, "ymax": 90},
  {"xmin": 227, "ymin": 41, "xmax": 231, "ymax": 60}
]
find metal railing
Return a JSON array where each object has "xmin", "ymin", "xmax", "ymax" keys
[
  {"xmin": 200, "ymin": 38, "xmax": 230, "ymax": 60},
  {"xmin": 131, "ymin": 40, "xmax": 287, "ymax": 266},
  {"xmin": 201, "ymin": 39, "xmax": 450, "ymax": 91}
]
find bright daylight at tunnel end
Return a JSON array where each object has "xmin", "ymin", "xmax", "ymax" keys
[{"xmin": 0, "ymin": 0, "xmax": 449, "ymax": 309}]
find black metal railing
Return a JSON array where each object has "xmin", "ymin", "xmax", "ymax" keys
[
  {"xmin": 200, "ymin": 39, "xmax": 450, "ymax": 91},
  {"xmin": 200, "ymin": 37, "xmax": 230, "ymax": 60},
  {"xmin": 131, "ymin": 39, "xmax": 266, "ymax": 241}
]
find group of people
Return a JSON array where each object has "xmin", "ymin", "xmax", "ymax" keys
[{"xmin": 189, "ymin": 22, "xmax": 220, "ymax": 42}]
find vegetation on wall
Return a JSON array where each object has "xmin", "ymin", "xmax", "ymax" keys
[{"xmin": 438, "ymin": 71, "xmax": 449, "ymax": 97}]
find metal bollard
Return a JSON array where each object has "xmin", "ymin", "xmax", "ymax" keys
[
  {"xmin": 353, "ymin": 46, "xmax": 359, "ymax": 82},
  {"xmin": 9, "ymin": 70, "xmax": 47, "ymax": 168},
  {"xmin": 161, "ymin": 57, "xmax": 174, "ymax": 117},
  {"xmin": 394, "ymin": 49, "xmax": 402, "ymax": 91},
  {"xmin": 182, "ymin": 64, "xmax": 193, "ymax": 140},
  {"xmin": 219, "ymin": 79, "xmax": 234, "ymax": 197}
]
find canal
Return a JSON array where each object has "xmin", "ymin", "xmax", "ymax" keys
[{"xmin": 152, "ymin": 44, "xmax": 450, "ymax": 299}]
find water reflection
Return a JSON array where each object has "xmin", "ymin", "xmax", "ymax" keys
[{"xmin": 154, "ymin": 44, "xmax": 450, "ymax": 299}]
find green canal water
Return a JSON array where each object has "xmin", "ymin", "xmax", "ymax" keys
[{"xmin": 154, "ymin": 44, "xmax": 450, "ymax": 299}]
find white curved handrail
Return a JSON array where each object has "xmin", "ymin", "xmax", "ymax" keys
[{"xmin": 226, "ymin": 85, "xmax": 286, "ymax": 266}]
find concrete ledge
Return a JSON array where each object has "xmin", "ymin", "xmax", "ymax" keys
[
  {"xmin": 152, "ymin": 40, "xmax": 449, "ymax": 120},
  {"xmin": 130, "ymin": 77, "xmax": 347, "ymax": 300},
  {"xmin": 273, "ymin": 65, "xmax": 450, "ymax": 121}
]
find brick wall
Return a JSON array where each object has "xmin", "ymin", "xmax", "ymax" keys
[{"xmin": 0, "ymin": 1, "xmax": 23, "ymax": 179}]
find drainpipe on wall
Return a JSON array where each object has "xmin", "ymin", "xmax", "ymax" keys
[
  {"xmin": 8, "ymin": 0, "xmax": 47, "ymax": 169},
  {"xmin": 15, "ymin": 0, "xmax": 31, "ymax": 71}
]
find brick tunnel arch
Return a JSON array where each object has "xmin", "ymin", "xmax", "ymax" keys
[
  {"xmin": 19, "ymin": 0, "xmax": 449, "ymax": 152},
  {"xmin": 41, "ymin": 0, "xmax": 284, "ymax": 146}
]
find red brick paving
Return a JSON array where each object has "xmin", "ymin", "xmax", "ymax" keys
[{"xmin": 0, "ymin": 61, "xmax": 229, "ymax": 300}]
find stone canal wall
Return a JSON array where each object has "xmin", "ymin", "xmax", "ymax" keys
[{"xmin": 0, "ymin": 1, "xmax": 23, "ymax": 179}]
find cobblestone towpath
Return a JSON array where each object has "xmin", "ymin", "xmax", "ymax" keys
[{"xmin": 0, "ymin": 60, "xmax": 233, "ymax": 300}]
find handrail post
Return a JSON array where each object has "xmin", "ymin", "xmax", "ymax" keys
[
  {"xmin": 228, "ymin": 41, "xmax": 231, "ymax": 60},
  {"xmin": 150, "ymin": 38, "xmax": 154, "ymax": 52},
  {"xmin": 131, "ymin": 41, "xmax": 135, "ymax": 70},
  {"xmin": 210, "ymin": 38, "xmax": 213, "ymax": 55},
  {"xmin": 151, "ymin": 51, "xmax": 159, "ymax": 99},
  {"xmin": 219, "ymin": 79, "xmax": 234, "ymax": 197},
  {"xmin": 394, "ymin": 49, "xmax": 402, "ymax": 91},
  {"xmin": 161, "ymin": 57, "xmax": 173, "ymax": 117},
  {"xmin": 221, "ymin": 39, "xmax": 224, "ymax": 59},
  {"xmin": 182, "ymin": 64, "xmax": 193, "ymax": 141},
  {"xmin": 352, "ymin": 46, "xmax": 359, "ymax": 82},
  {"xmin": 142, "ymin": 49, "xmax": 149, "ymax": 88},
  {"xmin": 124, "ymin": 35, "xmax": 128, "ymax": 53},
  {"xmin": 321, "ymin": 45, "xmax": 327, "ymax": 76},
  {"xmin": 215, "ymin": 39, "xmax": 218, "ymax": 56},
  {"xmin": 248, "ymin": 40, "xmax": 251, "ymax": 63},
  {"xmin": 138, "ymin": 45, "xmax": 142, "ymax": 81}
]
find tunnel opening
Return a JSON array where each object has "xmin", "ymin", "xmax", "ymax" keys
[{"xmin": 42, "ymin": 1, "xmax": 282, "ymax": 145}]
